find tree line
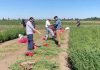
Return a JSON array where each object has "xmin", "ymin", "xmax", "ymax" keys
[{"xmin": 1, "ymin": 17, "xmax": 100, "ymax": 21}]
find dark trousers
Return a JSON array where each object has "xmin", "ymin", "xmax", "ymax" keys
[{"xmin": 27, "ymin": 34, "xmax": 34, "ymax": 50}]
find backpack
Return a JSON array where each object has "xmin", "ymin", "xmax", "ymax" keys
[
  {"xmin": 21, "ymin": 19, "xmax": 27, "ymax": 27},
  {"xmin": 21, "ymin": 19, "xmax": 35, "ymax": 28}
]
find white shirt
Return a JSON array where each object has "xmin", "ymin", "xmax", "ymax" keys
[
  {"xmin": 45, "ymin": 20, "xmax": 51, "ymax": 28},
  {"xmin": 26, "ymin": 21, "xmax": 35, "ymax": 35}
]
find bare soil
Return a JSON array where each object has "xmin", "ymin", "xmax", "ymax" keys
[
  {"xmin": 58, "ymin": 30, "xmax": 71, "ymax": 70},
  {"xmin": 0, "ymin": 30, "xmax": 71, "ymax": 70}
]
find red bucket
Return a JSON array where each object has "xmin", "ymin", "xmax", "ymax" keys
[
  {"xmin": 18, "ymin": 38, "xmax": 28, "ymax": 43},
  {"xmin": 25, "ymin": 52, "xmax": 34, "ymax": 56}
]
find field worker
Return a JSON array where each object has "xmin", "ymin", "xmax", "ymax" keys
[
  {"xmin": 45, "ymin": 19, "xmax": 55, "ymax": 40},
  {"xmin": 54, "ymin": 16, "xmax": 62, "ymax": 47},
  {"xmin": 26, "ymin": 17, "xmax": 41, "ymax": 53},
  {"xmin": 76, "ymin": 19, "xmax": 80, "ymax": 27}
]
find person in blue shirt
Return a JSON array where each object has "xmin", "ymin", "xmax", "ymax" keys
[{"xmin": 54, "ymin": 16, "xmax": 62, "ymax": 47}]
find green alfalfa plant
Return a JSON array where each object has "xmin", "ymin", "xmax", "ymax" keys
[{"xmin": 0, "ymin": 28, "xmax": 25, "ymax": 42}]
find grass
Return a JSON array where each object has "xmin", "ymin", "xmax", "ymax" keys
[
  {"xmin": 10, "ymin": 58, "xmax": 59, "ymax": 70},
  {"xmin": 10, "ymin": 39, "xmax": 62, "ymax": 70},
  {"xmin": 0, "ymin": 20, "xmax": 25, "ymax": 42},
  {"xmin": 32, "ymin": 59, "xmax": 59, "ymax": 70},
  {"xmin": 34, "ymin": 40, "xmax": 61, "ymax": 57},
  {"xmin": 1, "ymin": 20, "xmax": 100, "ymax": 42},
  {"xmin": 0, "ymin": 39, "xmax": 26, "ymax": 60},
  {"xmin": 1, "ymin": 20, "xmax": 100, "ymax": 70},
  {"xmin": 0, "ymin": 27, "xmax": 25, "ymax": 42},
  {"xmin": 69, "ymin": 26, "xmax": 100, "ymax": 70},
  {"xmin": 0, "ymin": 20, "xmax": 21, "ymax": 25}
]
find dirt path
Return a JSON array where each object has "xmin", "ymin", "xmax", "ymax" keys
[
  {"xmin": 0, "ymin": 47, "xmax": 26, "ymax": 70},
  {"xmin": 0, "ymin": 39, "xmax": 27, "ymax": 70},
  {"xmin": 0, "ymin": 30, "xmax": 45, "ymax": 70},
  {"xmin": 58, "ymin": 30, "xmax": 71, "ymax": 70},
  {"xmin": 0, "ymin": 38, "xmax": 42, "ymax": 70},
  {"xmin": 0, "ymin": 30, "xmax": 70, "ymax": 70}
]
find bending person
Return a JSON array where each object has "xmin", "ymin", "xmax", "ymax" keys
[{"xmin": 45, "ymin": 19, "xmax": 55, "ymax": 40}]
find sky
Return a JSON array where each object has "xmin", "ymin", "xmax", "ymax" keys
[{"xmin": 0, "ymin": 0, "xmax": 100, "ymax": 19}]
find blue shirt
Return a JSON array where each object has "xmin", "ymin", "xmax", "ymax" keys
[{"xmin": 55, "ymin": 19, "xmax": 61, "ymax": 30}]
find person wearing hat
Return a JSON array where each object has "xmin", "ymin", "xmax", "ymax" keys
[
  {"xmin": 54, "ymin": 16, "xmax": 62, "ymax": 47},
  {"xmin": 26, "ymin": 17, "xmax": 41, "ymax": 54}
]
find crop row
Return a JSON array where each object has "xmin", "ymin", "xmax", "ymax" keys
[
  {"xmin": 69, "ymin": 26, "xmax": 100, "ymax": 70},
  {"xmin": 0, "ymin": 28, "xmax": 25, "ymax": 42}
]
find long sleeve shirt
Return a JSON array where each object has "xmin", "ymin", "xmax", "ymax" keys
[{"xmin": 55, "ymin": 19, "xmax": 61, "ymax": 30}]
